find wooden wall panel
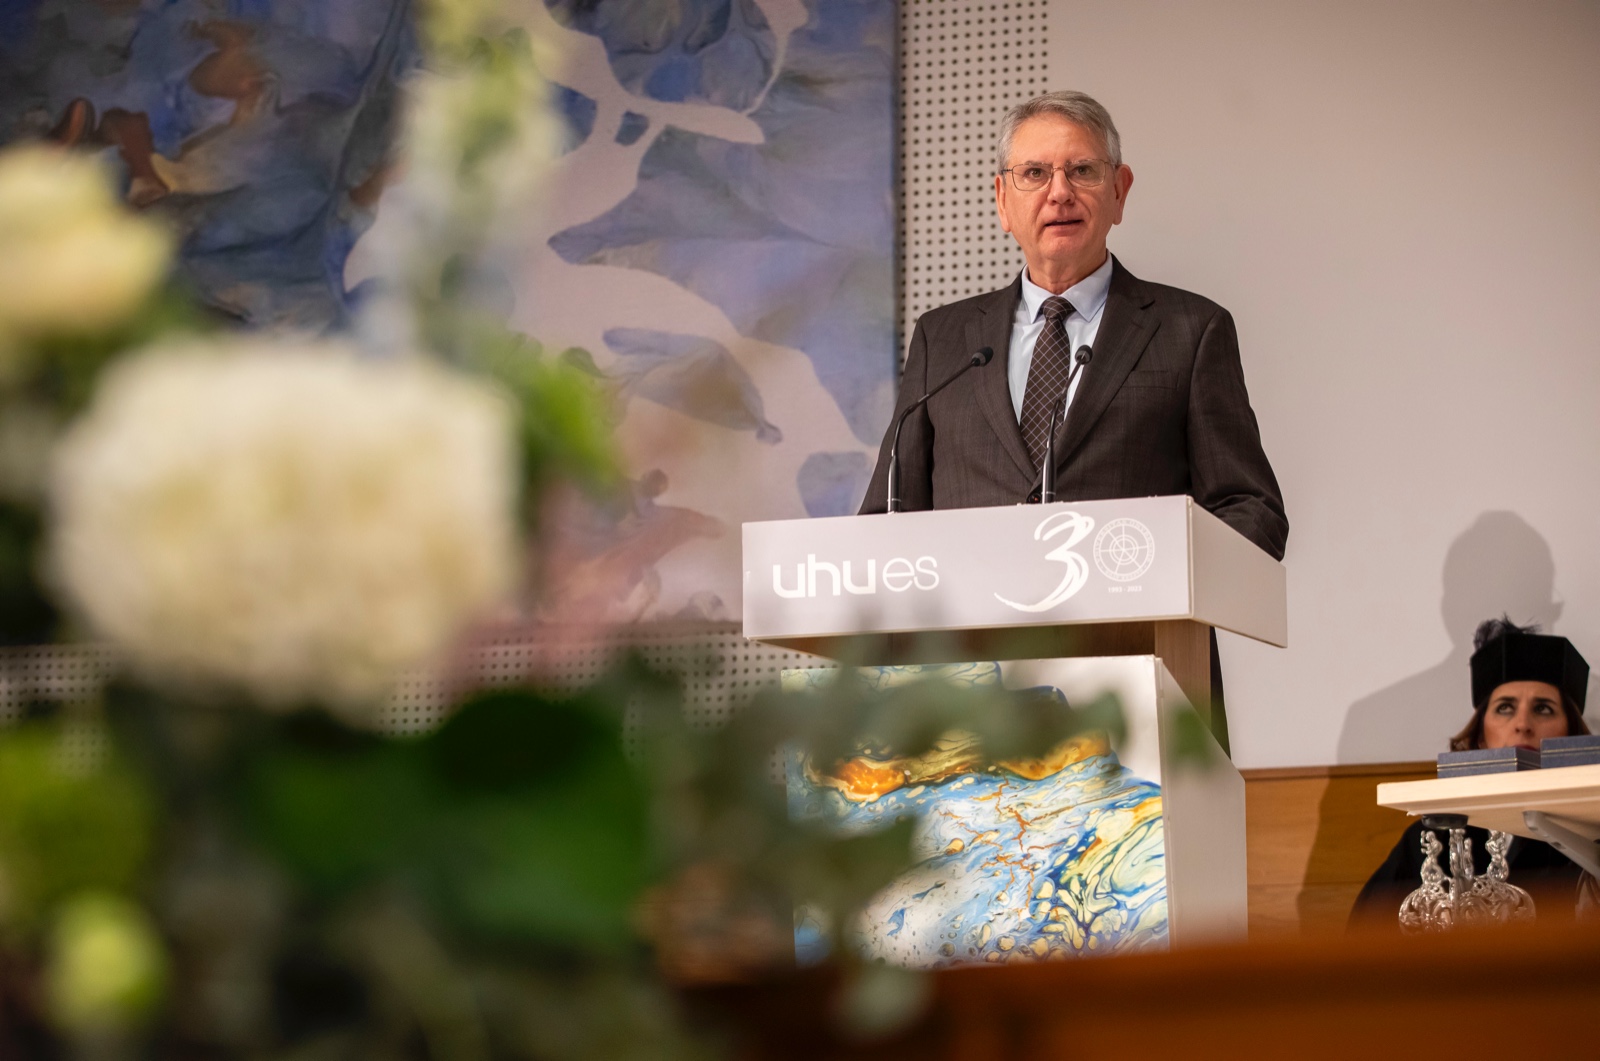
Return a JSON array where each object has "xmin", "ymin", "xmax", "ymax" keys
[{"xmin": 1241, "ymin": 762, "xmax": 1433, "ymax": 935}]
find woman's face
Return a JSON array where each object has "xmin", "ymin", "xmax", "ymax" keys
[{"xmin": 1480, "ymin": 680, "xmax": 1568, "ymax": 750}]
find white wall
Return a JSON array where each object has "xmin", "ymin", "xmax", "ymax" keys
[{"xmin": 1043, "ymin": 0, "xmax": 1600, "ymax": 766}]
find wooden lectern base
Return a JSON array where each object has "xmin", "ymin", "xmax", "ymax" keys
[{"xmin": 766, "ymin": 619, "xmax": 1219, "ymax": 748}]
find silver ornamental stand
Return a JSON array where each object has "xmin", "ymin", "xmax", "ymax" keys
[{"xmin": 1399, "ymin": 813, "xmax": 1535, "ymax": 931}]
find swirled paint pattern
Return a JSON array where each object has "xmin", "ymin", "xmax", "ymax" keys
[{"xmin": 786, "ymin": 662, "xmax": 1168, "ymax": 967}]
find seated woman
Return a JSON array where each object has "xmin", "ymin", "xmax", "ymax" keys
[{"xmin": 1350, "ymin": 617, "xmax": 1592, "ymax": 925}]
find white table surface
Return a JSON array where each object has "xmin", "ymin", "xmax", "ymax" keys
[{"xmin": 1376, "ymin": 763, "xmax": 1600, "ymax": 841}]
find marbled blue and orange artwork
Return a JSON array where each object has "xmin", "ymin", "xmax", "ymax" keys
[{"xmin": 786, "ymin": 663, "xmax": 1169, "ymax": 968}]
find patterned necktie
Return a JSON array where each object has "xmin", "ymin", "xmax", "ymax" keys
[{"xmin": 1019, "ymin": 295, "xmax": 1077, "ymax": 469}]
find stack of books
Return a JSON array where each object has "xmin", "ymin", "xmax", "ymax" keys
[
  {"xmin": 1435, "ymin": 735, "xmax": 1600, "ymax": 777},
  {"xmin": 1436, "ymin": 746, "xmax": 1540, "ymax": 778},
  {"xmin": 1538, "ymin": 734, "xmax": 1600, "ymax": 769}
]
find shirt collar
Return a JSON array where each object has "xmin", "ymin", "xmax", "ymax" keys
[{"xmin": 1018, "ymin": 253, "xmax": 1115, "ymax": 323}]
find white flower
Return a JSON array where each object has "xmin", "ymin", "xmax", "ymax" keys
[
  {"xmin": 48, "ymin": 338, "xmax": 519, "ymax": 720},
  {"xmin": 0, "ymin": 144, "xmax": 172, "ymax": 345}
]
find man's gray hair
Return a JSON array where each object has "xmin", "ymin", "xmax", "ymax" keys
[{"xmin": 995, "ymin": 91, "xmax": 1123, "ymax": 172}]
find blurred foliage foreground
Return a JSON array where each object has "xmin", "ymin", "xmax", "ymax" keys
[
  {"xmin": 0, "ymin": 662, "xmax": 1122, "ymax": 1059},
  {"xmin": 0, "ymin": 20, "xmax": 1131, "ymax": 1060}
]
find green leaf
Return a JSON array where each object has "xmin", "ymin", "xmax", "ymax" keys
[
  {"xmin": 426, "ymin": 694, "xmax": 649, "ymax": 948},
  {"xmin": 428, "ymin": 688, "xmax": 616, "ymax": 793},
  {"xmin": 432, "ymin": 783, "xmax": 647, "ymax": 949},
  {"xmin": 0, "ymin": 724, "xmax": 155, "ymax": 929},
  {"xmin": 243, "ymin": 693, "xmax": 650, "ymax": 952},
  {"xmin": 242, "ymin": 738, "xmax": 430, "ymax": 896}
]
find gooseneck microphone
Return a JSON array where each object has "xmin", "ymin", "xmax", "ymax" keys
[
  {"xmin": 1039, "ymin": 345, "xmax": 1093, "ymax": 504},
  {"xmin": 886, "ymin": 346, "xmax": 995, "ymax": 513}
]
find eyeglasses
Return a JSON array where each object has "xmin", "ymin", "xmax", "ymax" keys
[{"xmin": 1000, "ymin": 159, "xmax": 1113, "ymax": 192}]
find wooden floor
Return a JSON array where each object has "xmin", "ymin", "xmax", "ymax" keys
[{"xmin": 1242, "ymin": 761, "xmax": 1433, "ymax": 935}]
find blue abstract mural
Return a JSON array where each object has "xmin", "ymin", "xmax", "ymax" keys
[
  {"xmin": 546, "ymin": 0, "xmax": 779, "ymax": 112},
  {"xmin": 546, "ymin": 0, "xmax": 895, "ymax": 446},
  {"xmin": 1, "ymin": 0, "xmax": 896, "ymax": 619},
  {"xmin": 527, "ymin": 0, "xmax": 894, "ymax": 617},
  {"xmin": 787, "ymin": 663, "xmax": 1170, "ymax": 968},
  {"xmin": 603, "ymin": 327, "xmax": 782, "ymax": 443},
  {"xmin": 555, "ymin": 84, "xmax": 600, "ymax": 153},
  {"xmin": 0, "ymin": 0, "xmax": 418, "ymax": 329}
]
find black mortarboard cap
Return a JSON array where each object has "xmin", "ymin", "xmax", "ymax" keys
[{"xmin": 1470, "ymin": 631, "xmax": 1589, "ymax": 713}]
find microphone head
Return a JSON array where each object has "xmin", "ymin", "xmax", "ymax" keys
[
  {"xmin": 971, "ymin": 346, "xmax": 995, "ymax": 366},
  {"xmin": 1074, "ymin": 345, "xmax": 1093, "ymax": 365}
]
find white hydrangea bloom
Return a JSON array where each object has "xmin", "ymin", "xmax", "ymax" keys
[
  {"xmin": 0, "ymin": 144, "xmax": 171, "ymax": 344},
  {"xmin": 48, "ymin": 339, "xmax": 519, "ymax": 720}
]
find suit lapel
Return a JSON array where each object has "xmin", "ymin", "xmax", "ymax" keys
[
  {"xmin": 1054, "ymin": 256, "xmax": 1158, "ymax": 464},
  {"xmin": 967, "ymin": 278, "xmax": 1035, "ymax": 481}
]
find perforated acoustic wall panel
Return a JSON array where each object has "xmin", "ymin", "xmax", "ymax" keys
[
  {"xmin": 4, "ymin": 627, "xmax": 829, "ymax": 769},
  {"xmin": 0, "ymin": 644, "xmax": 119, "ymax": 725},
  {"xmin": 383, "ymin": 623, "xmax": 829, "ymax": 758},
  {"xmin": 0, "ymin": 645, "xmax": 118, "ymax": 771},
  {"xmin": 900, "ymin": 0, "xmax": 1050, "ymax": 362}
]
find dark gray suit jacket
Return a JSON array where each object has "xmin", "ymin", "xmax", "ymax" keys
[{"xmin": 860, "ymin": 257, "xmax": 1287, "ymax": 560}]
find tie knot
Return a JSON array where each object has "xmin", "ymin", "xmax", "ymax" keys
[{"xmin": 1041, "ymin": 296, "xmax": 1075, "ymax": 322}]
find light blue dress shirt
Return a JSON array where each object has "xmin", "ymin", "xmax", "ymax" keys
[{"xmin": 1006, "ymin": 254, "xmax": 1115, "ymax": 421}]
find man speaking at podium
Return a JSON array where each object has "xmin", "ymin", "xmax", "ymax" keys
[
  {"xmin": 859, "ymin": 90, "xmax": 1287, "ymax": 562},
  {"xmin": 859, "ymin": 91, "xmax": 1287, "ymax": 749}
]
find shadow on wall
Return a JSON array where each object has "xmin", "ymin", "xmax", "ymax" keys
[
  {"xmin": 1339, "ymin": 510, "xmax": 1565, "ymax": 763},
  {"xmin": 1298, "ymin": 511, "xmax": 1565, "ymax": 930}
]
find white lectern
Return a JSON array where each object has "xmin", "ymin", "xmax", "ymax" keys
[{"xmin": 742, "ymin": 496, "xmax": 1288, "ymax": 960}]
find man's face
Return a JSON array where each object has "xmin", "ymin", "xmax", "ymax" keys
[{"xmin": 994, "ymin": 115, "xmax": 1134, "ymax": 291}]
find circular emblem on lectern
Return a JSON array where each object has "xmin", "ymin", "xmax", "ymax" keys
[{"xmin": 1093, "ymin": 518, "xmax": 1156, "ymax": 582}]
